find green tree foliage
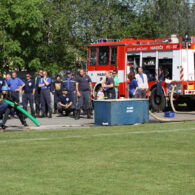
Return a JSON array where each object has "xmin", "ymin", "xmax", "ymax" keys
[
  {"xmin": 0, "ymin": 0, "xmax": 194, "ymax": 73},
  {"xmin": 0, "ymin": 0, "xmax": 44, "ymax": 72}
]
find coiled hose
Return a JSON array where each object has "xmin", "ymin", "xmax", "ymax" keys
[{"xmin": 149, "ymin": 86, "xmax": 195, "ymax": 122}]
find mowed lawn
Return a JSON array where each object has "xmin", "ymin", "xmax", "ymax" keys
[{"xmin": 0, "ymin": 122, "xmax": 195, "ymax": 195}]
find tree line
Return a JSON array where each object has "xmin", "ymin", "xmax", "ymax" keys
[{"xmin": 0, "ymin": 0, "xmax": 194, "ymax": 74}]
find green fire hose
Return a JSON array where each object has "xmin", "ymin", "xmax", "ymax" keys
[{"xmin": 1, "ymin": 99, "xmax": 40, "ymax": 127}]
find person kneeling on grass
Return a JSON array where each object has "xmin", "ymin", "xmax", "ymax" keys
[
  {"xmin": 57, "ymin": 88, "xmax": 73, "ymax": 116},
  {"xmin": 1, "ymin": 86, "xmax": 28, "ymax": 130}
]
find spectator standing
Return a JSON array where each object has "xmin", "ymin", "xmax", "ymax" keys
[
  {"xmin": 57, "ymin": 88, "xmax": 73, "ymax": 116},
  {"xmin": 38, "ymin": 70, "xmax": 52, "ymax": 118},
  {"xmin": 135, "ymin": 67, "xmax": 148, "ymax": 98},
  {"xmin": 103, "ymin": 71, "xmax": 115, "ymax": 99},
  {"xmin": 5, "ymin": 73, "xmax": 11, "ymax": 88},
  {"xmin": 22, "ymin": 73, "xmax": 35, "ymax": 117},
  {"xmin": 51, "ymin": 75, "xmax": 63, "ymax": 114},
  {"xmin": 128, "ymin": 72, "xmax": 138, "ymax": 98},
  {"xmin": 75, "ymin": 69, "xmax": 93, "ymax": 120},
  {"xmin": 6, "ymin": 72, "xmax": 25, "ymax": 103},
  {"xmin": 113, "ymin": 70, "xmax": 120, "ymax": 99},
  {"xmin": 64, "ymin": 71, "xmax": 76, "ymax": 114},
  {"xmin": 34, "ymin": 70, "xmax": 43, "ymax": 117},
  {"xmin": 0, "ymin": 72, "xmax": 5, "ymax": 96}
]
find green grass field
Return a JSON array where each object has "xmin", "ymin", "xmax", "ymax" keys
[{"xmin": 0, "ymin": 122, "xmax": 195, "ymax": 195}]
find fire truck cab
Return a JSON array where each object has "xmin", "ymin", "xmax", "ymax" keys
[{"xmin": 87, "ymin": 35, "xmax": 195, "ymax": 111}]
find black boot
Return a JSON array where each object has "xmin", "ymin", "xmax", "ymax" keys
[
  {"xmin": 75, "ymin": 110, "xmax": 80, "ymax": 120},
  {"xmin": 23, "ymin": 121, "xmax": 28, "ymax": 127},
  {"xmin": 40, "ymin": 113, "xmax": 46, "ymax": 118},
  {"xmin": 32, "ymin": 113, "xmax": 36, "ymax": 118},
  {"xmin": 36, "ymin": 110, "xmax": 40, "ymax": 118},
  {"xmin": 87, "ymin": 109, "xmax": 92, "ymax": 119},
  {"xmin": 49, "ymin": 112, "xmax": 52, "ymax": 118},
  {"xmin": 73, "ymin": 110, "xmax": 76, "ymax": 117}
]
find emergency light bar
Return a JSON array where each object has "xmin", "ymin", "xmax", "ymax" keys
[{"xmin": 97, "ymin": 39, "xmax": 120, "ymax": 43}]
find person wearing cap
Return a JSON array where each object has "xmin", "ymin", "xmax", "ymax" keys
[
  {"xmin": 75, "ymin": 69, "xmax": 93, "ymax": 119},
  {"xmin": 22, "ymin": 73, "xmax": 36, "ymax": 117},
  {"xmin": 38, "ymin": 70, "xmax": 52, "ymax": 118},
  {"xmin": 51, "ymin": 75, "xmax": 63, "ymax": 114},
  {"xmin": 6, "ymin": 71, "xmax": 25, "ymax": 103},
  {"xmin": 1, "ymin": 85, "xmax": 28, "ymax": 130},
  {"xmin": 63, "ymin": 71, "xmax": 76, "ymax": 115},
  {"xmin": 57, "ymin": 88, "xmax": 73, "ymax": 116}
]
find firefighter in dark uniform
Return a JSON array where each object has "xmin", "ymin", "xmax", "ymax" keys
[
  {"xmin": 22, "ymin": 73, "xmax": 35, "ymax": 117},
  {"xmin": 51, "ymin": 75, "xmax": 63, "ymax": 114},
  {"xmin": 34, "ymin": 70, "xmax": 43, "ymax": 117},
  {"xmin": 57, "ymin": 88, "xmax": 73, "ymax": 116},
  {"xmin": 75, "ymin": 69, "xmax": 93, "ymax": 120},
  {"xmin": 38, "ymin": 70, "xmax": 52, "ymax": 118},
  {"xmin": 1, "ymin": 85, "xmax": 28, "ymax": 129},
  {"xmin": 64, "ymin": 71, "xmax": 76, "ymax": 115}
]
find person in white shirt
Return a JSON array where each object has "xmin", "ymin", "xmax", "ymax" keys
[
  {"xmin": 135, "ymin": 67, "xmax": 148, "ymax": 98},
  {"xmin": 97, "ymin": 86, "xmax": 104, "ymax": 100}
]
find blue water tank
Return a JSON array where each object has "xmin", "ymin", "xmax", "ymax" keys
[{"xmin": 94, "ymin": 99, "xmax": 149, "ymax": 125}]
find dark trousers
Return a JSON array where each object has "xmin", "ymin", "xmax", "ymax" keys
[
  {"xmin": 70, "ymin": 91, "xmax": 77, "ymax": 110},
  {"xmin": 35, "ymin": 92, "xmax": 41, "ymax": 114},
  {"xmin": 22, "ymin": 93, "xmax": 35, "ymax": 115},
  {"xmin": 0, "ymin": 101, "xmax": 8, "ymax": 118},
  {"xmin": 105, "ymin": 91, "xmax": 115, "ymax": 99},
  {"xmin": 2, "ymin": 107, "xmax": 25, "ymax": 125},
  {"xmin": 76, "ymin": 91, "xmax": 91, "ymax": 110},
  {"xmin": 11, "ymin": 91, "xmax": 20, "ymax": 103},
  {"xmin": 136, "ymin": 89, "xmax": 146, "ymax": 98},
  {"xmin": 57, "ymin": 105, "xmax": 72, "ymax": 115},
  {"xmin": 40, "ymin": 89, "xmax": 52, "ymax": 113},
  {"xmin": 54, "ymin": 93, "xmax": 61, "ymax": 111}
]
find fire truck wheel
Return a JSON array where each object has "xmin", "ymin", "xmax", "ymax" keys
[{"xmin": 150, "ymin": 88, "xmax": 166, "ymax": 112}]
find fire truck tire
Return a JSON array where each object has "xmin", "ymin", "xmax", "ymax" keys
[{"xmin": 150, "ymin": 88, "xmax": 166, "ymax": 112}]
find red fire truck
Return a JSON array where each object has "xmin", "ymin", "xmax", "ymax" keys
[{"xmin": 87, "ymin": 35, "xmax": 195, "ymax": 111}]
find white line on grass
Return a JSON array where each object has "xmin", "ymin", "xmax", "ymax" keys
[{"xmin": 0, "ymin": 127, "xmax": 195, "ymax": 143}]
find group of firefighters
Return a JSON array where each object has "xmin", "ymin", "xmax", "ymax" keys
[{"xmin": 0, "ymin": 66, "xmax": 149, "ymax": 130}]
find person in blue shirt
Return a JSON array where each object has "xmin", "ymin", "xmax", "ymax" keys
[
  {"xmin": 57, "ymin": 88, "xmax": 73, "ymax": 116},
  {"xmin": 22, "ymin": 73, "xmax": 35, "ymax": 117},
  {"xmin": 6, "ymin": 72, "xmax": 25, "ymax": 103},
  {"xmin": 4, "ymin": 73, "xmax": 11, "ymax": 88},
  {"xmin": 128, "ymin": 72, "xmax": 138, "ymax": 98},
  {"xmin": 38, "ymin": 70, "xmax": 52, "ymax": 118},
  {"xmin": 0, "ymin": 72, "xmax": 5, "ymax": 96},
  {"xmin": 63, "ymin": 71, "xmax": 76, "ymax": 114}
]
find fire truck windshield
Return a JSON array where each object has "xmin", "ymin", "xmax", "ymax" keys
[
  {"xmin": 98, "ymin": 46, "xmax": 109, "ymax": 65},
  {"xmin": 90, "ymin": 48, "xmax": 97, "ymax": 66},
  {"xmin": 111, "ymin": 47, "xmax": 117, "ymax": 65}
]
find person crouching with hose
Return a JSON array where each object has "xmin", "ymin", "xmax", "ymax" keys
[
  {"xmin": 0, "ymin": 98, "xmax": 8, "ymax": 131},
  {"xmin": 1, "ymin": 86, "xmax": 28, "ymax": 130}
]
